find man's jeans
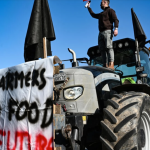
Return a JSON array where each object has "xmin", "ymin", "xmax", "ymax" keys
[{"xmin": 98, "ymin": 30, "xmax": 114, "ymax": 65}]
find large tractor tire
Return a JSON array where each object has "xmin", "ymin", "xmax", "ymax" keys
[{"xmin": 100, "ymin": 91, "xmax": 150, "ymax": 150}]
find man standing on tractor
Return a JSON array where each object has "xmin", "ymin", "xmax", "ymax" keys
[{"xmin": 87, "ymin": 0, "xmax": 119, "ymax": 70}]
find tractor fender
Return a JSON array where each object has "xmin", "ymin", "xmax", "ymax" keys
[{"xmin": 113, "ymin": 84, "xmax": 150, "ymax": 95}]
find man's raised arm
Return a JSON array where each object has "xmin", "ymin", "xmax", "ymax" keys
[{"xmin": 87, "ymin": 2, "xmax": 99, "ymax": 19}]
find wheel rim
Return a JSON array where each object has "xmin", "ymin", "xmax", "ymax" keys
[{"xmin": 140, "ymin": 111, "xmax": 150, "ymax": 150}]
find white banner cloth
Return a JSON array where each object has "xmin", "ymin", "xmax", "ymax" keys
[{"xmin": 0, "ymin": 57, "xmax": 54, "ymax": 150}]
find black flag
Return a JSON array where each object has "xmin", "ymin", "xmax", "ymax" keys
[
  {"xmin": 24, "ymin": 0, "xmax": 56, "ymax": 62},
  {"xmin": 131, "ymin": 8, "xmax": 147, "ymax": 47}
]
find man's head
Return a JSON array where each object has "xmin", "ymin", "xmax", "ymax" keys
[{"xmin": 100, "ymin": 0, "xmax": 110, "ymax": 10}]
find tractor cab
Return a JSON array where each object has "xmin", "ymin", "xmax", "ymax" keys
[{"xmin": 88, "ymin": 38, "xmax": 150, "ymax": 85}]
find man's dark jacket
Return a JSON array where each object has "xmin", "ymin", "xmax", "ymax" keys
[{"xmin": 88, "ymin": 6, "xmax": 119, "ymax": 32}]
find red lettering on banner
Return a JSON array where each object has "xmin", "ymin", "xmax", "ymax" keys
[
  {"xmin": 16, "ymin": 131, "xmax": 30, "ymax": 150},
  {"xmin": 7, "ymin": 130, "xmax": 16, "ymax": 150},
  {"xmin": 0, "ymin": 130, "xmax": 52, "ymax": 150},
  {"xmin": 0, "ymin": 130, "xmax": 6, "ymax": 145},
  {"xmin": 7, "ymin": 131, "xmax": 30, "ymax": 150},
  {"xmin": 36, "ymin": 134, "xmax": 53, "ymax": 150},
  {"xmin": 0, "ymin": 130, "xmax": 6, "ymax": 136},
  {"xmin": 46, "ymin": 137, "xmax": 53, "ymax": 150}
]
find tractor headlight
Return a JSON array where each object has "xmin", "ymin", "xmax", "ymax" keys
[{"xmin": 64, "ymin": 87, "xmax": 83, "ymax": 100}]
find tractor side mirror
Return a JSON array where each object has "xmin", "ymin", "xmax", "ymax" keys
[{"xmin": 136, "ymin": 66, "xmax": 144, "ymax": 72}]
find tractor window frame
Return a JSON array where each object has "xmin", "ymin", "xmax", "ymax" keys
[{"xmin": 90, "ymin": 47, "xmax": 137, "ymax": 79}]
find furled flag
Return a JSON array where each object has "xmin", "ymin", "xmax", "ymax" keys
[
  {"xmin": 24, "ymin": 0, "xmax": 56, "ymax": 62},
  {"xmin": 131, "ymin": 8, "xmax": 147, "ymax": 47},
  {"xmin": 83, "ymin": 0, "xmax": 91, "ymax": 8}
]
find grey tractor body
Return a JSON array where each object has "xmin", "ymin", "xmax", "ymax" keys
[{"xmin": 55, "ymin": 66, "xmax": 120, "ymax": 114}]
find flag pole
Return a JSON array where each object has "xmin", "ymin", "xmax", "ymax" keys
[{"xmin": 43, "ymin": 37, "xmax": 47, "ymax": 58}]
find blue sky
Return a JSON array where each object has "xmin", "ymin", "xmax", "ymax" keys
[{"xmin": 0, "ymin": 0, "xmax": 150, "ymax": 69}]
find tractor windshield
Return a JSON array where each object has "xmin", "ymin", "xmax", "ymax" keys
[{"xmin": 91, "ymin": 48, "xmax": 137, "ymax": 79}]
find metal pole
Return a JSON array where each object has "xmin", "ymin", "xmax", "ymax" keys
[
  {"xmin": 43, "ymin": 37, "xmax": 47, "ymax": 58},
  {"xmin": 68, "ymin": 48, "xmax": 77, "ymax": 63},
  {"xmin": 68, "ymin": 48, "xmax": 78, "ymax": 67}
]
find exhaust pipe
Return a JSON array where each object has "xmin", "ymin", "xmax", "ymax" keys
[{"xmin": 68, "ymin": 48, "xmax": 78, "ymax": 67}]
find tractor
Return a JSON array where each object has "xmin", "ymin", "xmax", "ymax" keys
[{"xmin": 53, "ymin": 8, "xmax": 150, "ymax": 150}]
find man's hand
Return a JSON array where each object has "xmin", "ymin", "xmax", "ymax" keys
[
  {"xmin": 87, "ymin": 2, "xmax": 90, "ymax": 8},
  {"xmin": 114, "ymin": 29, "xmax": 118, "ymax": 36}
]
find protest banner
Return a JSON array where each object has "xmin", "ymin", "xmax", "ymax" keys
[{"xmin": 0, "ymin": 57, "xmax": 54, "ymax": 150}]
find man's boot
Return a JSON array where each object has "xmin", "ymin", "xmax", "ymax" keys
[
  {"xmin": 108, "ymin": 62, "xmax": 114, "ymax": 70},
  {"xmin": 103, "ymin": 64, "xmax": 108, "ymax": 68}
]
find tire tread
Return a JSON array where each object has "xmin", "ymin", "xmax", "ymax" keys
[
  {"xmin": 115, "ymin": 102, "xmax": 138, "ymax": 116},
  {"xmin": 104, "ymin": 108, "xmax": 117, "ymax": 124},
  {"xmin": 101, "ymin": 121, "xmax": 117, "ymax": 142},
  {"xmin": 101, "ymin": 92, "xmax": 147, "ymax": 150},
  {"xmin": 114, "ymin": 129, "xmax": 136, "ymax": 150},
  {"xmin": 107, "ymin": 99, "xmax": 119, "ymax": 109},
  {"xmin": 114, "ymin": 114, "xmax": 136, "ymax": 133}
]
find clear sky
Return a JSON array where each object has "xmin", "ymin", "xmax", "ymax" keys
[{"xmin": 0, "ymin": 0, "xmax": 150, "ymax": 69}]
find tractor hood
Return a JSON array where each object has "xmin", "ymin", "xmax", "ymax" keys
[
  {"xmin": 61, "ymin": 66, "xmax": 115, "ymax": 78},
  {"xmin": 131, "ymin": 8, "xmax": 147, "ymax": 47},
  {"xmin": 56, "ymin": 66, "xmax": 120, "ymax": 113}
]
